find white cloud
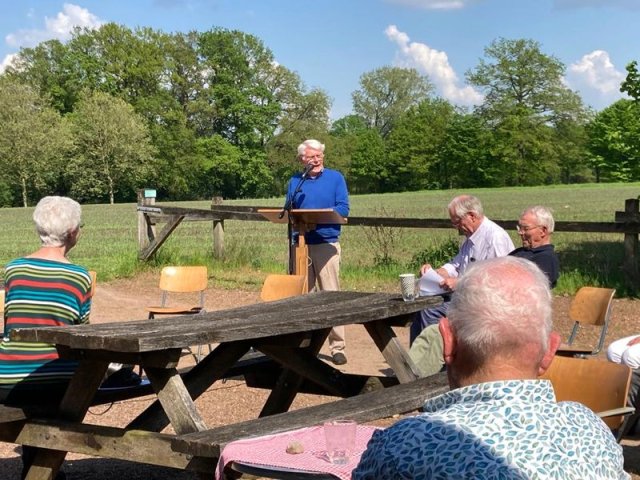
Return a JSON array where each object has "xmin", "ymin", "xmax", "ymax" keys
[
  {"xmin": 385, "ymin": 0, "xmax": 473, "ymax": 9},
  {"xmin": 384, "ymin": 25, "xmax": 483, "ymax": 106},
  {"xmin": 5, "ymin": 3, "xmax": 103, "ymax": 49},
  {"xmin": 554, "ymin": 0, "xmax": 640, "ymax": 10},
  {"xmin": 567, "ymin": 50, "xmax": 626, "ymax": 96},
  {"xmin": 0, "ymin": 53, "xmax": 18, "ymax": 73}
]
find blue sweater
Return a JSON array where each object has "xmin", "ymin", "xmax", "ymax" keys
[{"xmin": 286, "ymin": 168, "xmax": 350, "ymax": 244}]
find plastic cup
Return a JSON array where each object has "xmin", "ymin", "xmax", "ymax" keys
[
  {"xmin": 324, "ymin": 419, "xmax": 356, "ymax": 464},
  {"xmin": 399, "ymin": 273, "xmax": 416, "ymax": 302}
]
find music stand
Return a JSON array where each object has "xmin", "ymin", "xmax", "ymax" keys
[{"xmin": 258, "ymin": 209, "xmax": 348, "ymax": 292}]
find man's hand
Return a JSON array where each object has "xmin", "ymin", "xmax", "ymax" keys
[
  {"xmin": 627, "ymin": 336, "xmax": 640, "ymax": 347},
  {"xmin": 420, "ymin": 264, "xmax": 450, "ymax": 278},
  {"xmin": 420, "ymin": 263, "xmax": 433, "ymax": 276},
  {"xmin": 440, "ymin": 277, "xmax": 457, "ymax": 291}
]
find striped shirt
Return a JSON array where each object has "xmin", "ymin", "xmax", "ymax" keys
[{"xmin": 0, "ymin": 258, "xmax": 91, "ymax": 399}]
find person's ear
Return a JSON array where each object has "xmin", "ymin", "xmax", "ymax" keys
[
  {"xmin": 537, "ymin": 331, "xmax": 561, "ymax": 376},
  {"xmin": 439, "ymin": 318, "xmax": 457, "ymax": 365}
]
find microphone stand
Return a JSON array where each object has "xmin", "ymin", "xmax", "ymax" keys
[{"xmin": 281, "ymin": 166, "xmax": 312, "ymax": 274}]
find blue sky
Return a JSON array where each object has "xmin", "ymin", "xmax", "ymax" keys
[{"xmin": 0, "ymin": 0, "xmax": 638, "ymax": 119}]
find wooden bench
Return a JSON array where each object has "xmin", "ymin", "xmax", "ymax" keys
[{"xmin": 172, "ymin": 371, "xmax": 449, "ymax": 459}]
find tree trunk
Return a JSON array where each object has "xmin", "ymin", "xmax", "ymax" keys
[
  {"xmin": 21, "ymin": 177, "xmax": 28, "ymax": 208},
  {"xmin": 108, "ymin": 175, "xmax": 115, "ymax": 205}
]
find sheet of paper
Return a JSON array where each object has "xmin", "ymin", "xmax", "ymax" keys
[{"xmin": 418, "ymin": 269, "xmax": 448, "ymax": 296}]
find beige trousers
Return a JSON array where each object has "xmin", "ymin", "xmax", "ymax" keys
[{"xmin": 308, "ymin": 242, "xmax": 345, "ymax": 354}]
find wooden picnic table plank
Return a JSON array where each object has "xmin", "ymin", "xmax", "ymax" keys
[{"xmin": 10, "ymin": 292, "xmax": 440, "ymax": 353}]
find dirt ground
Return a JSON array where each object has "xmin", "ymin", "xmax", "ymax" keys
[{"xmin": 1, "ymin": 273, "xmax": 640, "ymax": 479}]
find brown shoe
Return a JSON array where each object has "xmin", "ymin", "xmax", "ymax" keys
[{"xmin": 332, "ymin": 352, "xmax": 347, "ymax": 365}]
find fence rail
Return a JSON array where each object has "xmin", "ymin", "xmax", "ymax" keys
[{"xmin": 136, "ymin": 194, "xmax": 640, "ymax": 288}]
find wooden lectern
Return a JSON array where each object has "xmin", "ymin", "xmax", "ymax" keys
[{"xmin": 258, "ymin": 208, "xmax": 348, "ymax": 292}]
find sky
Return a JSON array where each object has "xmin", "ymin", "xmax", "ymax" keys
[{"xmin": 0, "ymin": 0, "xmax": 638, "ymax": 120}]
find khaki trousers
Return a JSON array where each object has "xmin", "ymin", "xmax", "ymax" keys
[{"xmin": 308, "ymin": 242, "xmax": 345, "ymax": 354}]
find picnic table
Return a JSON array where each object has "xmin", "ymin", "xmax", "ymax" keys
[{"xmin": 0, "ymin": 290, "xmax": 448, "ymax": 479}]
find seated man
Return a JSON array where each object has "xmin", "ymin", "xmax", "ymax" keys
[
  {"xmin": 353, "ymin": 257, "xmax": 626, "ymax": 480},
  {"xmin": 409, "ymin": 205, "xmax": 560, "ymax": 377},
  {"xmin": 410, "ymin": 194, "xmax": 514, "ymax": 344}
]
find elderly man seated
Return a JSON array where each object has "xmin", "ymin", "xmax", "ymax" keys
[
  {"xmin": 353, "ymin": 257, "xmax": 627, "ymax": 480},
  {"xmin": 409, "ymin": 205, "xmax": 560, "ymax": 377}
]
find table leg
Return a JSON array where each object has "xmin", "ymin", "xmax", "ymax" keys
[
  {"xmin": 129, "ymin": 341, "xmax": 250, "ymax": 431},
  {"xmin": 364, "ymin": 319, "xmax": 421, "ymax": 383},
  {"xmin": 259, "ymin": 329, "xmax": 329, "ymax": 416},
  {"xmin": 24, "ymin": 359, "xmax": 109, "ymax": 480}
]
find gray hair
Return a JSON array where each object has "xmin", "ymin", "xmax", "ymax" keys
[
  {"xmin": 297, "ymin": 139, "xmax": 325, "ymax": 158},
  {"xmin": 33, "ymin": 196, "xmax": 82, "ymax": 247},
  {"xmin": 447, "ymin": 256, "xmax": 552, "ymax": 365},
  {"xmin": 522, "ymin": 205, "xmax": 555, "ymax": 233},
  {"xmin": 448, "ymin": 195, "xmax": 484, "ymax": 218}
]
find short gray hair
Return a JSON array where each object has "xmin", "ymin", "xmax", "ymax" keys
[
  {"xmin": 522, "ymin": 205, "xmax": 555, "ymax": 233},
  {"xmin": 447, "ymin": 256, "xmax": 552, "ymax": 365},
  {"xmin": 297, "ymin": 139, "xmax": 325, "ymax": 158},
  {"xmin": 33, "ymin": 196, "xmax": 82, "ymax": 247},
  {"xmin": 448, "ymin": 195, "xmax": 484, "ymax": 218}
]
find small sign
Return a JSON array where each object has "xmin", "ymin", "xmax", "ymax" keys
[{"xmin": 144, "ymin": 189, "xmax": 157, "ymax": 199}]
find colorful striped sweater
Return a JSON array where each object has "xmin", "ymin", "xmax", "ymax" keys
[{"xmin": 0, "ymin": 258, "xmax": 91, "ymax": 397}]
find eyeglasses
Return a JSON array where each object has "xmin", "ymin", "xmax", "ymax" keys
[
  {"xmin": 450, "ymin": 213, "xmax": 468, "ymax": 226},
  {"xmin": 516, "ymin": 224, "xmax": 541, "ymax": 233},
  {"xmin": 304, "ymin": 154, "xmax": 323, "ymax": 161}
]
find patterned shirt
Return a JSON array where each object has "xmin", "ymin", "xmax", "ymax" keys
[
  {"xmin": 442, "ymin": 217, "xmax": 515, "ymax": 278},
  {"xmin": 353, "ymin": 380, "xmax": 628, "ymax": 480},
  {"xmin": 0, "ymin": 258, "xmax": 91, "ymax": 400}
]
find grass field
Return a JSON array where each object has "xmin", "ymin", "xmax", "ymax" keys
[{"xmin": 1, "ymin": 182, "xmax": 639, "ymax": 296}]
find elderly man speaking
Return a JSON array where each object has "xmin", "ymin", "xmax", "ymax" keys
[{"xmin": 354, "ymin": 257, "xmax": 627, "ymax": 480}]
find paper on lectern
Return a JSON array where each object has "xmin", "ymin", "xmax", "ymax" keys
[{"xmin": 418, "ymin": 269, "xmax": 448, "ymax": 296}]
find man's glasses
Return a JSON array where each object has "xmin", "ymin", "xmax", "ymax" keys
[
  {"xmin": 516, "ymin": 224, "xmax": 541, "ymax": 233},
  {"xmin": 304, "ymin": 154, "xmax": 323, "ymax": 161}
]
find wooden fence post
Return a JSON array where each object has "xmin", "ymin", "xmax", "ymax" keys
[
  {"xmin": 615, "ymin": 198, "xmax": 640, "ymax": 291},
  {"xmin": 212, "ymin": 196, "xmax": 224, "ymax": 259},
  {"xmin": 137, "ymin": 188, "xmax": 157, "ymax": 251}
]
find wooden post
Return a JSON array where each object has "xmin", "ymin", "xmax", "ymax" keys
[
  {"xmin": 615, "ymin": 198, "xmax": 640, "ymax": 291},
  {"xmin": 137, "ymin": 189, "xmax": 157, "ymax": 251},
  {"xmin": 211, "ymin": 196, "xmax": 224, "ymax": 259}
]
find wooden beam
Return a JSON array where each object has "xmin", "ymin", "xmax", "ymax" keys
[{"xmin": 138, "ymin": 214, "xmax": 185, "ymax": 260}]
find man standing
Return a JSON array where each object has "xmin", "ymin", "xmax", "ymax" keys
[
  {"xmin": 286, "ymin": 139, "xmax": 350, "ymax": 365},
  {"xmin": 409, "ymin": 205, "xmax": 560, "ymax": 377},
  {"xmin": 411, "ymin": 194, "xmax": 514, "ymax": 343},
  {"xmin": 354, "ymin": 257, "xmax": 627, "ymax": 480}
]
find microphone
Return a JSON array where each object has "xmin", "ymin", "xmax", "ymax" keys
[{"xmin": 301, "ymin": 163, "xmax": 314, "ymax": 179}]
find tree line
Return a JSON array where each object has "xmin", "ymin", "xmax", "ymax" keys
[{"xmin": 0, "ymin": 23, "xmax": 638, "ymax": 207}]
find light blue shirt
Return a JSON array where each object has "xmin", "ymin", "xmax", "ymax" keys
[
  {"xmin": 353, "ymin": 379, "xmax": 628, "ymax": 480},
  {"xmin": 442, "ymin": 217, "xmax": 515, "ymax": 278}
]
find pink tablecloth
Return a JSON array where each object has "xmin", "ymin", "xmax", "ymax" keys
[{"xmin": 214, "ymin": 425, "xmax": 379, "ymax": 480}]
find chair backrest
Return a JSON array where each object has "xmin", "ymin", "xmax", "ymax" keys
[
  {"xmin": 541, "ymin": 355, "xmax": 631, "ymax": 430},
  {"xmin": 159, "ymin": 266, "xmax": 208, "ymax": 293},
  {"xmin": 566, "ymin": 287, "xmax": 615, "ymax": 354},
  {"xmin": 88, "ymin": 270, "xmax": 97, "ymax": 298},
  {"xmin": 260, "ymin": 274, "xmax": 306, "ymax": 302}
]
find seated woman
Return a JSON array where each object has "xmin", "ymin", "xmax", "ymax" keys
[
  {"xmin": 0, "ymin": 196, "xmax": 91, "ymax": 404},
  {"xmin": 607, "ymin": 335, "xmax": 640, "ymax": 369}
]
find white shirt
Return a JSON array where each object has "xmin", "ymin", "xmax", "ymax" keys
[{"xmin": 442, "ymin": 217, "xmax": 514, "ymax": 278}]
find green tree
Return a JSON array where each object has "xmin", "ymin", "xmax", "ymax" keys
[
  {"xmin": 67, "ymin": 91, "xmax": 156, "ymax": 204},
  {"xmin": 467, "ymin": 38, "xmax": 587, "ymax": 185},
  {"xmin": 348, "ymin": 129, "xmax": 387, "ymax": 193},
  {"xmin": 352, "ymin": 67, "xmax": 433, "ymax": 138},
  {"xmin": 621, "ymin": 61, "xmax": 640, "ymax": 102},
  {"xmin": 0, "ymin": 78, "xmax": 70, "ymax": 207},
  {"xmin": 587, "ymin": 99, "xmax": 640, "ymax": 182}
]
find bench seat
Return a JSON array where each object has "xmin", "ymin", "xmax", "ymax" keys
[{"xmin": 172, "ymin": 372, "xmax": 449, "ymax": 459}]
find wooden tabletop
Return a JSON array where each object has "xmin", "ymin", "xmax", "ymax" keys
[{"xmin": 10, "ymin": 291, "xmax": 441, "ymax": 353}]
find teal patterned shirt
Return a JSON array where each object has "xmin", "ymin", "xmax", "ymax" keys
[{"xmin": 353, "ymin": 379, "xmax": 628, "ymax": 480}]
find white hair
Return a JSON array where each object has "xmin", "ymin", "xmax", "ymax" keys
[
  {"xmin": 33, "ymin": 196, "xmax": 82, "ymax": 247},
  {"xmin": 297, "ymin": 139, "xmax": 325, "ymax": 158},
  {"xmin": 447, "ymin": 256, "xmax": 552, "ymax": 364},
  {"xmin": 522, "ymin": 205, "xmax": 555, "ymax": 233},
  {"xmin": 448, "ymin": 195, "xmax": 484, "ymax": 218}
]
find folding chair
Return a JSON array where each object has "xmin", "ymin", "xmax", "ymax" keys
[
  {"xmin": 145, "ymin": 266, "xmax": 208, "ymax": 362},
  {"xmin": 541, "ymin": 355, "xmax": 635, "ymax": 441},
  {"xmin": 260, "ymin": 274, "xmax": 307, "ymax": 302},
  {"xmin": 556, "ymin": 286, "xmax": 615, "ymax": 358}
]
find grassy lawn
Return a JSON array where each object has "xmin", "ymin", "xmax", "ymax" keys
[{"xmin": 1, "ymin": 182, "xmax": 639, "ymax": 296}]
